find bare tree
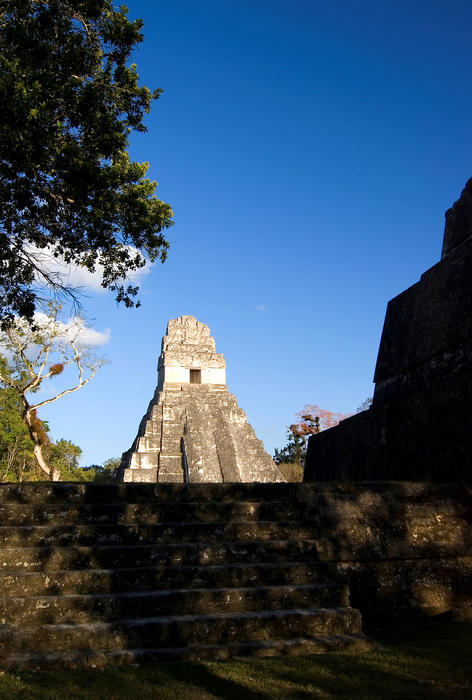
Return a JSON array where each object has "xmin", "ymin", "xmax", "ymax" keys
[{"xmin": 0, "ymin": 304, "xmax": 108, "ymax": 480}]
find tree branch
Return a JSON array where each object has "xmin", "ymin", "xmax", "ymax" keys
[{"xmin": 30, "ymin": 367, "xmax": 97, "ymax": 410}]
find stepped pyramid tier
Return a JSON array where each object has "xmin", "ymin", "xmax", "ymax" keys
[
  {"xmin": 0, "ymin": 482, "xmax": 371, "ymax": 669},
  {"xmin": 118, "ymin": 316, "xmax": 285, "ymax": 483}
]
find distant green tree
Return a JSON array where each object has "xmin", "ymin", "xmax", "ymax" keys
[
  {"xmin": 0, "ymin": 373, "xmax": 87, "ymax": 482},
  {"xmin": 0, "ymin": 0, "xmax": 173, "ymax": 327},
  {"xmin": 274, "ymin": 413, "xmax": 321, "ymax": 467},
  {"xmin": 78, "ymin": 457, "xmax": 119, "ymax": 482},
  {"xmin": 48, "ymin": 438, "xmax": 83, "ymax": 480},
  {"xmin": 0, "ymin": 377, "xmax": 35, "ymax": 480},
  {"xmin": 274, "ymin": 405, "xmax": 352, "ymax": 480},
  {"xmin": 273, "ymin": 430, "xmax": 307, "ymax": 483},
  {"xmin": 0, "ymin": 304, "xmax": 108, "ymax": 479},
  {"xmin": 102, "ymin": 457, "xmax": 121, "ymax": 471},
  {"xmin": 273, "ymin": 432, "xmax": 308, "ymax": 466},
  {"xmin": 95, "ymin": 457, "xmax": 120, "ymax": 482}
]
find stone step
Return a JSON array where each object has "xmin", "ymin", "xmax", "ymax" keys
[
  {"xmin": 158, "ymin": 455, "xmax": 181, "ymax": 466},
  {"xmin": 0, "ymin": 608, "xmax": 363, "ymax": 654},
  {"xmin": 0, "ymin": 521, "xmax": 317, "ymax": 546},
  {"xmin": 131, "ymin": 454, "xmax": 159, "ymax": 469},
  {"xmin": 156, "ymin": 472, "xmax": 185, "ymax": 483},
  {"xmin": 0, "ymin": 482, "xmax": 372, "ymax": 669},
  {"xmin": 160, "ymin": 418, "xmax": 182, "ymax": 432},
  {"xmin": 159, "ymin": 438, "xmax": 182, "ymax": 453},
  {"xmin": 135, "ymin": 438, "xmax": 160, "ymax": 452},
  {"xmin": 0, "ymin": 500, "xmax": 310, "ymax": 526},
  {"xmin": 2, "ymin": 634, "xmax": 373, "ymax": 670},
  {"xmin": 138, "ymin": 424, "xmax": 160, "ymax": 439},
  {"xmin": 123, "ymin": 469, "xmax": 158, "ymax": 484},
  {"xmin": 0, "ymin": 482, "xmax": 307, "ymax": 505},
  {"xmin": 161, "ymin": 427, "xmax": 184, "ymax": 441},
  {"xmin": 0, "ymin": 539, "xmax": 324, "ymax": 571},
  {"xmin": 0, "ymin": 562, "xmax": 339, "ymax": 597},
  {"xmin": 0, "ymin": 583, "xmax": 349, "ymax": 625}
]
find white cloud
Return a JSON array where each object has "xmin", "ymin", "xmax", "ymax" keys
[
  {"xmin": 27, "ymin": 244, "xmax": 151, "ymax": 294},
  {"xmin": 0, "ymin": 315, "xmax": 109, "ymax": 367},
  {"xmin": 73, "ymin": 324, "xmax": 110, "ymax": 347},
  {"xmin": 254, "ymin": 304, "xmax": 269, "ymax": 312},
  {"xmin": 33, "ymin": 312, "xmax": 110, "ymax": 347}
]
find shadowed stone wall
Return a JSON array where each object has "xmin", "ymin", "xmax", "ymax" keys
[
  {"xmin": 1, "ymin": 481, "xmax": 469, "ymax": 622},
  {"xmin": 302, "ymin": 482, "xmax": 472, "ymax": 621},
  {"xmin": 305, "ymin": 179, "xmax": 472, "ymax": 483}
]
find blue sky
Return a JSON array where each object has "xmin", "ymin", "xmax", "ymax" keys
[{"xmin": 39, "ymin": 0, "xmax": 472, "ymax": 466}]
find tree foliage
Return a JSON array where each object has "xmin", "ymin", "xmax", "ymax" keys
[
  {"xmin": 91, "ymin": 456, "xmax": 120, "ymax": 482},
  {"xmin": 0, "ymin": 383, "xmax": 85, "ymax": 481},
  {"xmin": 293, "ymin": 404, "xmax": 352, "ymax": 435},
  {"xmin": 274, "ymin": 404, "xmax": 352, "ymax": 471},
  {"xmin": 357, "ymin": 397, "xmax": 373, "ymax": 412},
  {"xmin": 0, "ymin": 371, "xmax": 119, "ymax": 482},
  {"xmin": 0, "ymin": 303, "xmax": 107, "ymax": 479},
  {"xmin": 273, "ymin": 432, "xmax": 307, "ymax": 468},
  {"xmin": 0, "ymin": 376, "xmax": 34, "ymax": 480},
  {"xmin": 0, "ymin": 0, "xmax": 173, "ymax": 327},
  {"xmin": 48, "ymin": 437, "xmax": 82, "ymax": 479}
]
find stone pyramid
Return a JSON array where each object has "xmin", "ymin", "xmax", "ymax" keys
[{"xmin": 118, "ymin": 316, "xmax": 285, "ymax": 483}]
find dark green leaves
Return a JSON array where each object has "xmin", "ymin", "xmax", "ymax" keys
[{"xmin": 0, "ymin": 0, "xmax": 173, "ymax": 327}]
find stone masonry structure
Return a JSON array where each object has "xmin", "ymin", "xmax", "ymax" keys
[
  {"xmin": 118, "ymin": 315, "xmax": 284, "ymax": 483},
  {"xmin": 305, "ymin": 178, "xmax": 472, "ymax": 483},
  {"xmin": 0, "ymin": 481, "xmax": 469, "ymax": 670}
]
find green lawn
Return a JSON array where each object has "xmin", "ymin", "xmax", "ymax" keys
[{"xmin": 1, "ymin": 617, "xmax": 471, "ymax": 699}]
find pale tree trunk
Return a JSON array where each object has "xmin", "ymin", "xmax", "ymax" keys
[{"xmin": 23, "ymin": 406, "xmax": 60, "ymax": 481}]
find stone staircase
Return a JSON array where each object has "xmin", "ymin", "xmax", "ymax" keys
[{"xmin": 0, "ymin": 483, "xmax": 371, "ymax": 670}]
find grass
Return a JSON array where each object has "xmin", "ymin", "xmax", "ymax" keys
[{"xmin": 1, "ymin": 617, "xmax": 471, "ymax": 699}]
